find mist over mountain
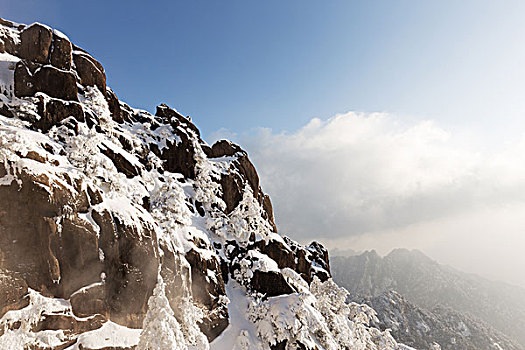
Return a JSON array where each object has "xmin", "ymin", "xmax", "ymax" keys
[{"xmin": 331, "ymin": 248, "xmax": 525, "ymax": 349}]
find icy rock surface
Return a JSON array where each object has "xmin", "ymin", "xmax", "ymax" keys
[{"xmin": 0, "ymin": 17, "xmax": 409, "ymax": 350}]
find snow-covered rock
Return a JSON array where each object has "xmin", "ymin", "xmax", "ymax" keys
[{"xmin": 0, "ymin": 17, "xmax": 410, "ymax": 350}]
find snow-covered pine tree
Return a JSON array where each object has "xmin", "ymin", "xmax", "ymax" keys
[{"xmin": 137, "ymin": 276, "xmax": 187, "ymax": 350}]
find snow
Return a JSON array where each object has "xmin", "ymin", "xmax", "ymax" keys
[
  {"xmin": 0, "ymin": 289, "xmax": 97, "ymax": 350},
  {"xmin": 211, "ymin": 281, "xmax": 264, "ymax": 350},
  {"xmin": 78, "ymin": 209, "xmax": 101, "ymax": 236},
  {"xmin": 64, "ymin": 321, "xmax": 141, "ymax": 350},
  {"xmin": 100, "ymin": 139, "xmax": 143, "ymax": 169},
  {"xmin": 247, "ymin": 250, "xmax": 279, "ymax": 273},
  {"xmin": 26, "ymin": 22, "xmax": 52, "ymax": 32},
  {"xmin": 137, "ymin": 276, "xmax": 205, "ymax": 350},
  {"xmin": 0, "ymin": 52, "xmax": 18, "ymax": 100},
  {"xmin": 69, "ymin": 281, "xmax": 104, "ymax": 298},
  {"xmin": 52, "ymin": 28, "xmax": 69, "ymax": 40}
]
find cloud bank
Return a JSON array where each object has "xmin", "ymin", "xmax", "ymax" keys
[{"xmin": 211, "ymin": 112, "xmax": 525, "ymax": 287}]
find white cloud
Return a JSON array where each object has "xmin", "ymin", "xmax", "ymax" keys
[{"xmin": 213, "ymin": 111, "xmax": 525, "ymax": 287}]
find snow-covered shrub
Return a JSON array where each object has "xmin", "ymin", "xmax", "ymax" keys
[
  {"xmin": 246, "ymin": 277, "xmax": 403, "ymax": 350},
  {"xmin": 137, "ymin": 276, "xmax": 187, "ymax": 350},
  {"xmin": 149, "ymin": 171, "xmax": 192, "ymax": 249},
  {"xmin": 175, "ymin": 297, "xmax": 210, "ymax": 350},
  {"xmin": 192, "ymin": 138, "xmax": 225, "ymax": 212}
]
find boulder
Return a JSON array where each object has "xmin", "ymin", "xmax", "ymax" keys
[
  {"xmin": 34, "ymin": 65, "xmax": 78, "ymax": 100},
  {"xmin": 220, "ymin": 172, "xmax": 244, "ymax": 214},
  {"xmin": 73, "ymin": 52, "xmax": 106, "ymax": 94},
  {"xmin": 70, "ymin": 284, "xmax": 108, "ymax": 318},
  {"xmin": 185, "ymin": 250, "xmax": 225, "ymax": 309},
  {"xmin": 255, "ymin": 240, "xmax": 295, "ymax": 270},
  {"xmin": 19, "ymin": 23, "xmax": 52, "ymax": 63},
  {"xmin": 205, "ymin": 139, "xmax": 243, "ymax": 158},
  {"xmin": 99, "ymin": 143, "xmax": 141, "ymax": 178},
  {"xmin": 36, "ymin": 96, "xmax": 85, "ymax": 132},
  {"xmin": 160, "ymin": 246, "xmax": 190, "ymax": 313},
  {"xmin": 0, "ymin": 166, "xmax": 64, "ymax": 295},
  {"xmin": 50, "ymin": 30, "xmax": 72, "ymax": 70},
  {"xmin": 103, "ymin": 217, "xmax": 159, "ymax": 328},
  {"xmin": 14, "ymin": 61, "xmax": 36, "ymax": 97},
  {"xmin": 251, "ymin": 270, "xmax": 295, "ymax": 297},
  {"xmin": 15, "ymin": 63, "xmax": 78, "ymax": 101},
  {"xmin": 52, "ymin": 216, "xmax": 103, "ymax": 298}
]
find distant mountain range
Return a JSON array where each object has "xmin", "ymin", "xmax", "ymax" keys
[{"xmin": 331, "ymin": 249, "xmax": 525, "ymax": 350}]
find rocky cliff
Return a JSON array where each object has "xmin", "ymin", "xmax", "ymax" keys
[{"xmin": 0, "ymin": 18, "xmax": 410, "ymax": 350}]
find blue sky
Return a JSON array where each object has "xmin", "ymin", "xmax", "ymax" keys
[{"xmin": 4, "ymin": 0, "xmax": 525, "ymax": 141}]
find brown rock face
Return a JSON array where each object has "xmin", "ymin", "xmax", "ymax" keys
[
  {"xmin": 19, "ymin": 23, "xmax": 53, "ymax": 64},
  {"xmin": 185, "ymin": 249, "xmax": 229, "ymax": 341},
  {"xmin": 50, "ymin": 31, "xmax": 72, "ymax": 70},
  {"xmin": 99, "ymin": 142, "xmax": 141, "ymax": 178},
  {"xmin": 13, "ymin": 61, "xmax": 35, "ymax": 97},
  {"xmin": 70, "ymin": 284, "xmax": 107, "ymax": 318},
  {"xmin": 262, "ymin": 194, "xmax": 276, "ymax": 231},
  {"xmin": 92, "ymin": 211, "xmax": 159, "ymax": 328},
  {"xmin": 33, "ymin": 313, "xmax": 106, "ymax": 333},
  {"xmin": 14, "ymin": 62, "xmax": 78, "ymax": 101},
  {"xmin": 205, "ymin": 138, "xmax": 277, "ymax": 231},
  {"xmin": 73, "ymin": 52, "xmax": 106, "ymax": 94},
  {"xmin": 0, "ymin": 18, "xmax": 336, "ymax": 347},
  {"xmin": 0, "ymin": 161, "xmax": 159, "ymax": 329},
  {"xmin": 155, "ymin": 105, "xmax": 199, "ymax": 179},
  {"xmin": 0, "ymin": 273, "xmax": 29, "ymax": 318},
  {"xmin": 220, "ymin": 172, "xmax": 244, "ymax": 213},
  {"xmin": 255, "ymin": 239, "xmax": 295, "ymax": 270},
  {"xmin": 251, "ymin": 270, "xmax": 295, "ymax": 297},
  {"xmin": 35, "ymin": 65, "xmax": 78, "ymax": 101},
  {"xmin": 36, "ymin": 96, "xmax": 85, "ymax": 132},
  {"xmin": 0, "ymin": 166, "xmax": 63, "ymax": 294},
  {"xmin": 106, "ymin": 87, "xmax": 124, "ymax": 123}
]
